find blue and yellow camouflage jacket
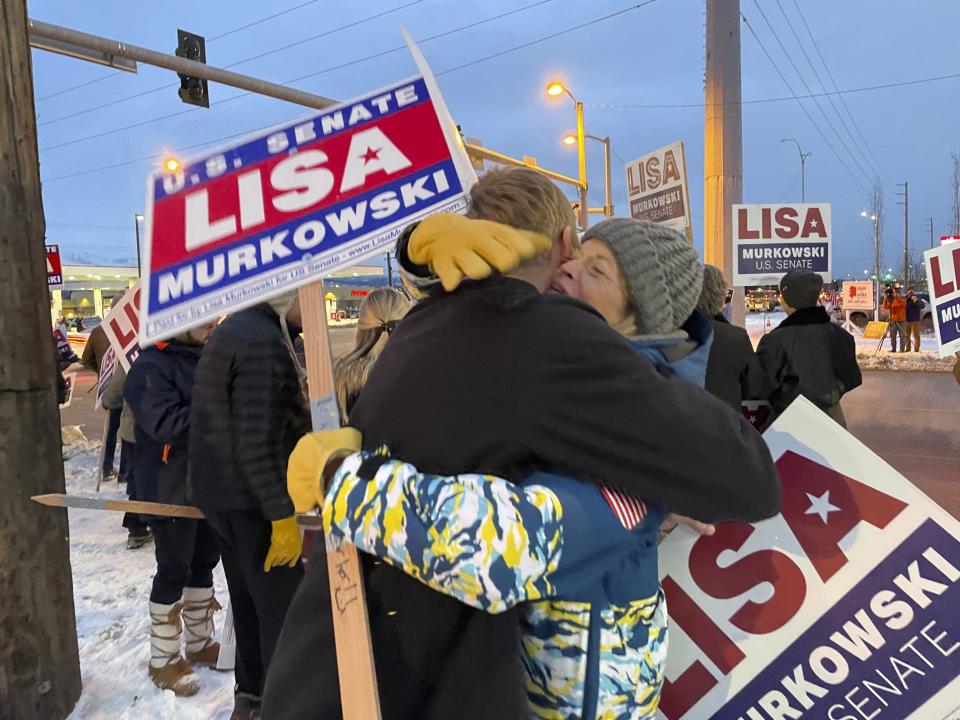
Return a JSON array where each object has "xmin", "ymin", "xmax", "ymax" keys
[{"xmin": 323, "ymin": 453, "xmax": 667, "ymax": 719}]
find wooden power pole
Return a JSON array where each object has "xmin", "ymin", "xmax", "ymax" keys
[
  {"xmin": 704, "ymin": 0, "xmax": 745, "ymax": 326},
  {"xmin": 0, "ymin": 1, "xmax": 82, "ymax": 717}
]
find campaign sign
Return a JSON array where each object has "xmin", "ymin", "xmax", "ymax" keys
[
  {"xmin": 656, "ymin": 397, "xmax": 960, "ymax": 720},
  {"xmin": 625, "ymin": 141, "xmax": 691, "ymax": 234},
  {"xmin": 842, "ymin": 280, "xmax": 875, "ymax": 311},
  {"xmin": 923, "ymin": 243, "xmax": 960, "ymax": 357},
  {"xmin": 94, "ymin": 345, "xmax": 117, "ymax": 410},
  {"xmin": 47, "ymin": 244, "xmax": 63, "ymax": 289},
  {"xmin": 862, "ymin": 321, "xmax": 889, "ymax": 341},
  {"xmin": 142, "ymin": 75, "xmax": 473, "ymax": 344},
  {"xmin": 102, "ymin": 283, "xmax": 141, "ymax": 372},
  {"xmin": 733, "ymin": 204, "xmax": 832, "ymax": 286}
]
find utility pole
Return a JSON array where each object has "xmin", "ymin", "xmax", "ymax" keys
[
  {"xmin": 0, "ymin": 2, "xmax": 82, "ymax": 718},
  {"xmin": 896, "ymin": 182, "xmax": 908, "ymax": 286},
  {"xmin": 928, "ymin": 217, "xmax": 934, "ymax": 249},
  {"xmin": 704, "ymin": 0, "xmax": 744, "ymax": 326}
]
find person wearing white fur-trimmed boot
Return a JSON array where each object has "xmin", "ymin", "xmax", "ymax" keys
[
  {"xmin": 149, "ymin": 599, "xmax": 201, "ymax": 695},
  {"xmin": 182, "ymin": 585, "xmax": 222, "ymax": 667}
]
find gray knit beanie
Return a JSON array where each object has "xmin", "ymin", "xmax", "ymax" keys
[
  {"xmin": 582, "ymin": 219, "xmax": 703, "ymax": 338},
  {"xmin": 698, "ymin": 264, "xmax": 728, "ymax": 317}
]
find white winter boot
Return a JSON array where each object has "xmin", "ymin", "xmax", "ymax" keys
[
  {"xmin": 182, "ymin": 586, "xmax": 222, "ymax": 668},
  {"xmin": 148, "ymin": 600, "xmax": 200, "ymax": 696}
]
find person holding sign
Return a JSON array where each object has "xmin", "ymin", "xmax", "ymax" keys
[
  {"xmin": 123, "ymin": 321, "xmax": 220, "ymax": 696},
  {"xmin": 757, "ymin": 270, "xmax": 862, "ymax": 426},
  {"xmin": 264, "ymin": 169, "xmax": 778, "ymax": 720},
  {"xmin": 189, "ymin": 294, "xmax": 311, "ymax": 720}
]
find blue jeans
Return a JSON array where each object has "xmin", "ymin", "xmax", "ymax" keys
[{"xmin": 888, "ymin": 321, "xmax": 906, "ymax": 352}]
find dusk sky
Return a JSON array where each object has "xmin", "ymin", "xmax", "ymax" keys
[{"xmin": 30, "ymin": 0, "xmax": 960, "ymax": 278}]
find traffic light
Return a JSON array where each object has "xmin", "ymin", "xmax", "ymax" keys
[{"xmin": 175, "ymin": 29, "xmax": 208, "ymax": 108}]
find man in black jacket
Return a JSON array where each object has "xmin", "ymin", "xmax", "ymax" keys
[
  {"xmin": 263, "ymin": 169, "xmax": 779, "ymax": 720},
  {"xmin": 757, "ymin": 270, "xmax": 862, "ymax": 426},
  {"xmin": 190, "ymin": 296, "xmax": 311, "ymax": 720},
  {"xmin": 697, "ymin": 264, "xmax": 772, "ymax": 413}
]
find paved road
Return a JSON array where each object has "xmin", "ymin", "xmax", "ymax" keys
[
  {"xmin": 60, "ymin": 326, "xmax": 357, "ymax": 439},
  {"xmin": 842, "ymin": 370, "xmax": 960, "ymax": 517},
  {"xmin": 61, "ymin": 352, "xmax": 959, "ymax": 517}
]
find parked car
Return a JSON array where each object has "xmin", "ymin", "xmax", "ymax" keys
[{"xmin": 65, "ymin": 315, "xmax": 103, "ymax": 354}]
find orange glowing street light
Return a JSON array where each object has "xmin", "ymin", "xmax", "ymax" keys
[
  {"xmin": 562, "ymin": 134, "xmax": 577, "ymax": 146},
  {"xmin": 163, "ymin": 156, "xmax": 180, "ymax": 172},
  {"xmin": 546, "ymin": 81, "xmax": 566, "ymax": 97}
]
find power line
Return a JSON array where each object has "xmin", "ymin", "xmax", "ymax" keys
[
  {"xmin": 588, "ymin": 71, "xmax": 960, "ymax": 109},
  {"xmin": 35, "ymin": 0, "xmax": 328, "ymax": 102},
  {"xmin": 749, "ymin": 0, "xmax": 873, "ymax": 186},
  {"xmin": 41, "ymin": 1, "xmax": 660, "ymax": 184},
  {"xmin": 740, "ymin": 10, "xmax": 869, "ymax": 193},
  {"xmin": 37, "ymin": 0, "xmax": 428, "ymax": 126},
  {"xmin": 773, "ymin": 0, "xmax": 884, "ymax": 181},
  {"xmin": 38, "ymin": 0, "xmax": 553, "ymax": 150},
  {"xmin": 789, "ymin": 0, "xmax": 889, "ymax": 182}
]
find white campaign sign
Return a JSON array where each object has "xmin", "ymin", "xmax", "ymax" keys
[
  {"xmin": 733, "ymin": 203, "xmax": 832, "ymax": 286},
  {"xmin": 923, "ymin": 243, "xmax": 960, "ymax": 358},
  {"xmin": 624, "ymin": 141, "xmax": 691, "ymax": 234},
  {"xmin": 842, "ymin": 280, "xmax": 876, "ymax": 311},
  {"xmin": 656, "ymin": 397, "xmax": 960, "ymax": 720},
  {"xmin": 101, "ymin": 283, "xmax": 141, "ymax": 372}
]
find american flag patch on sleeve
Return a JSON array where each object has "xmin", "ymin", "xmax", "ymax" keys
[{"xmin": 596, "ymin": 482, "xmax": 647, "ymax": 530}]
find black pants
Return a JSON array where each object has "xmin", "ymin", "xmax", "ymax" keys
[
  {"xmin": 102, "ymin": 407, "xmax": 122, "ymax": 474},
  {"xmin": 150, "ymin": 518, "xmax": 220, "ymax": 604},
  {"xmin": 207, "ymin": 510, "xmax": 303, "ymax": 697},
  {"xmin": 120, "ymin": 441, "xmax": 148, "ymax": 535}
]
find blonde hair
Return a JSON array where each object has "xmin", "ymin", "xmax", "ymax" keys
[
  {"xmin": 333, "ymin": 287, "xmax": 411, "ymax": 422},
  {"xmin": 466, "ymin": 168, "xmax": 577, "ymax": 259}
]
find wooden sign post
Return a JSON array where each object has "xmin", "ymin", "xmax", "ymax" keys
[{"xmin": 299, "ymin": 282, "xmax": 382, "ymax": 719}]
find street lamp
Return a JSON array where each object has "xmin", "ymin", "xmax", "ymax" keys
[
  {"xmin": 163, "ymin": 156, "xmax": 180, "ymax": 173},
  {"xmin": 562, "ymin": 132, "xmax": 613, "ymax": 217},
  {"xmin": 546, "ymin": 81, "xmax": 588, "ymax": 229},
  {"xmin": 134, "ymin": 213, "xmax": 145, "ymax": 277},
  {"xmin": 780, "ymin": 138, "xmax": 812, "ymax": 202},
  {"xmin": 860, "ymin": 210, "xmax": 880, "ymax": 317}
]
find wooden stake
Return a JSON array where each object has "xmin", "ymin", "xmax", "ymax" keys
[
  {"xmin": 0, "ymin": 1, "xmax": 82, "ymax": 716},
  {"xmin": 298, "ymin": 281, "xmax": 382, "ymax": 719}
]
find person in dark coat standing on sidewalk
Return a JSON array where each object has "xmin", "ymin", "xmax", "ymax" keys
[
  {"xmin": 697, "ymin": 264, "xmax": 772, "ymax": 414},
  {"xmin": 904, "ymin": 287, "xmax": 925, "ymax": 352},
  {"xmin": 124, "ymin": 321, "xmax": 221, "ymax": 697},
  {"xmin": 757, "ymin": 270, "xmax": 862, "ymax": 426},
  {"xmin": 189, "ymin": 294, "xmax": 311, "ymax": 720}
]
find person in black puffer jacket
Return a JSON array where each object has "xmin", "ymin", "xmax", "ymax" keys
[
  {"xmin": 124, "ymin": 321, "xmax": 221, "ymax": 697},
  {"xmin": 697, "ymin": 264, "xmax": 772, "ymax": 414},
  {"xmin": 189, "ymin": 295, "xmax": 311, "ymax": 720},
  {"xmin": 757, "ymin": 270, "xmax": 862, "ymax": 426}
]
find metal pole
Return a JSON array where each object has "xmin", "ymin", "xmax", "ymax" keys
[
  {"xmin": 874, "ymin": 218, "xmax": 881, "ymax": 318},
  {"xmin": 800, "ymin": 153, "xmax": 806, "ymax": 203},
  {"xmin": 602, "ymin": 137, "xmax": 613, "ymax": 217},
  {"xmin": 928, "ymin": 217, "xmax": 934, "ymax": 249},
  {"xmin": 133, "ymin": 214, "xmax": 142, "ymax": 277},
  {"xmin": 462, "ymin": 142, "xmax": 580, "ymax": 187},
  {"xmin": 385, "ymin": 251, "xmax": 393, "ymax": 287},
  {"xmin": 28, "ymin": 19, "xmax": 338, "ymax": 111},
  {"xmin": 575, "ymin": 100, "xmax": 588, "ymax": 230},
  {"xmin": 903, "ymin": 181, "xmax": 909, "ymax": 287}
]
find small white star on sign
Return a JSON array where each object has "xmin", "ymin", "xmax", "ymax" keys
[
  {"xmin": 805, "ymin": 490, "xmax": 840, "ymax": 523},
  {"xmin": 810, "ymin": 220, "xmax": 818, "ymax": 228}
]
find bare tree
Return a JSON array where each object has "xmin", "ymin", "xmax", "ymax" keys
[
  {"xmin": 907, "ymin": 248, "xmax": 926, "ymax": 291},
  {"xmin": 869, "ymin": 180, "xmax": 885, "ymax": 287},
  {"xmin": 951, "ymin": 152, "xmax": 960, "ymax": 236}
]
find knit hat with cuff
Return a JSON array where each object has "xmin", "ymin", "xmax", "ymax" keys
[{"xmin": 582, "ymin": 218, "xmax": 703, "ymax": 339}]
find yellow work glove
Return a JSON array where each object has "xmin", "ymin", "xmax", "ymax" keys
[
  {"xmin": 409, "ymin": 213, "xmax": 552, "ymax": 292},
  {"xmin": 263, "ymin": 516, "xmax": 302, "ymax": 572},
  {"xmin": 286, "ymin": 427, "xmax": 362, "ymax": 513}
]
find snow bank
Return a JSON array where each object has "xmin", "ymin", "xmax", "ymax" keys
[
  {"xmin": 745, "ymin": 312, "xmax": 953, "ymax": 372},
  {"xmin": 64, "ymin": 430, "xmax": 234, "ymax": 719}
]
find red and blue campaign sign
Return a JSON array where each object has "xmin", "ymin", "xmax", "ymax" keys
[
  {"xmin": 923, "ymin": 243, "xmax": 960, "ymax": 358},
  {"xmin": 656, "ymin": 398, "xmax": 960, "ymax": 720},
  {"xmin": 47, "ymin": 244, "xmax": 63, "ymax": 289},
  {"xmin": 141, "ymin": 75, "xmax": 474, "ymax": 343},
  {"xmin": 732, "ymin": 204, "xmax": 832, "ymax": 287}
]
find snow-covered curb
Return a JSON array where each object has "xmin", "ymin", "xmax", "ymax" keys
[
  {"xmin": 855, "ymin": 350, "xmax": 955, "ymax": 373},
  {"xmin": 63, "ymin": 428, "xmax": 233, "ymax": 719}
]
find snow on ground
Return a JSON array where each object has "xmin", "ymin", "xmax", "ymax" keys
[
  {"xmin": 744, "ymin": 311, "xmax": 955, "ymax": 372},
  {"xmin": 63, "ymin": 430, "xmax": 234, "ymax": 720}
]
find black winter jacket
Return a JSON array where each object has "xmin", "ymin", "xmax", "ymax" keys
[
  {"xmin": 705, "ymin": 314, "xmax": 773, "ymax": 412},
  {"xmin": 263, "ymin": 275, "xmax": 780, "ymax": 720},
  {"xmin": 189, "ymin": 304, "xmax": 310, "ymax": 521},
  {"xmin": 124, "ymin": 342, "xmax": 202, "ymax": 507},
  {"xmin": 756, "ymin": 306, "xmax": 862, "ymax": 415}
]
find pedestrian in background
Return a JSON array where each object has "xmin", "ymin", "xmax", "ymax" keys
[
  {"xmin": 904, "ymin": 287, "xmax": 925, "ymax": 352},
  {"xmin": 333, "ymin": 287, "xmax": 411, "ymax": 422},
  {"xmin": 882, "ymin": 286, "xmax": 907, "ymax": 352},
  {"xmin": 190, "ymin": 294, "xmax": 311, "ymax": 720},
  {"xmin": 757, "ymin": 270, "xmax": 862, "ymax": 426},
  {"xmin": 124, "ymin": 322, "xmax": 221, "ymax": 697},
  {"xmin": 697, "ymin": 264, "xmax": 772, "ymax": 413}
]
